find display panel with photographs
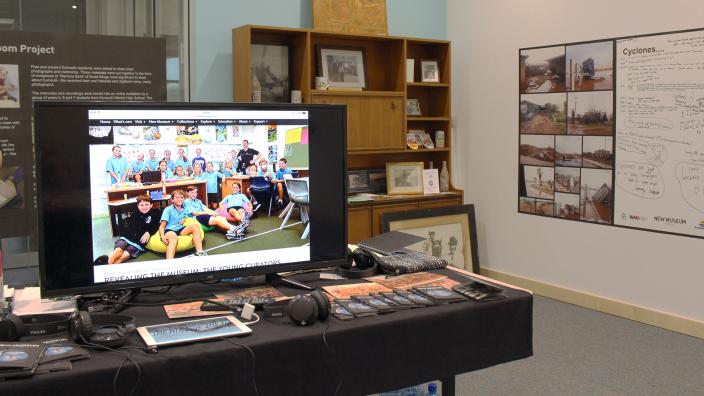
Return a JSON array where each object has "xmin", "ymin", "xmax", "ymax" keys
[{"xmin": 519, "ymin": 39, "xmax": 614, "ymax": 226}]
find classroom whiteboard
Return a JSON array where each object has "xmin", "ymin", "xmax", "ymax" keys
[{"xmin": 614, "ymin": 30, "xmax": 704, "ymax": 237}]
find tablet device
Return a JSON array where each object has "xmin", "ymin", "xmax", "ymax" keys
[{"xmin": 137, "ymin": 315, "xmax": 251, "ymax": 347}]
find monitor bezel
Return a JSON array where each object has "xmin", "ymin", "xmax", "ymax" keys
[{"xmin": 35, "ymin": 101, "xmax": 348, "ymax": 297}]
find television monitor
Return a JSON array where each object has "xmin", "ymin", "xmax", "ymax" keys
[{"xmin": 35, "ymin": 102, "xmax": 347, "ymax": 297}]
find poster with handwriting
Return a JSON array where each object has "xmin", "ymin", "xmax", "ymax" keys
[{"xmin": 615, "ymin": 31, "xmax": 704, "ymax": 236}]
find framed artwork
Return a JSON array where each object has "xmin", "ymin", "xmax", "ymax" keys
[
  {"xmin": 348, "ymin": 169, "xmax": 370, "ymax": 193},
  {"xmin": 367, "ymin": 169, "xmax": 386, "ymax": 193},
  {"xmin": 312, "ymin": 0, "xmax": 388, "ymax": 36},
  {"xmin": 421, "ymin": 60, "xmax": 439, "ymax": 82},
  {"xmin": 386, "ymin": 162, "xmax": 424, "ymax": 195},
  {"xmin": 317, "ymin": 46, "xmax": 367, "ymax": 89},
  {"xmin": 251, "ymin": 43, "xmax": 291, "ymax": 103},
  {"xmin": 406, "ymin": 99, "xmax": 421, "ymax": 116},
  {"xmin": 381, "ymin": 204, "xmax": 480, "ymax": 273}
]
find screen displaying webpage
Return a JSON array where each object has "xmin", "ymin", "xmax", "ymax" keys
[{"xmin": 87, "ymin": 108, "xmax": 310, "ymax": 283}]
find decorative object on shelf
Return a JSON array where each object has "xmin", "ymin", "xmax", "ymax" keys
[
  {"xmin": 312, "ymin": 0, "xmax": 388, "ymax": 36},
  {"xmin": 380, "ymin": 204, "xmax": 480, "ymax": 273},
  {"xmin": 423, "ymin": 168, "xmax": 440, "ymax": 194},
  {"xmin": 406, "ymin": 59, "xmax": 415, "ymax": 82},
  {"xmin": 421, "ymin": 60, "xmax": 440, "ymax": 83},
  {"xmin": 251, "ymin": 43, "xmax": 291, "ymax": 103},
  {"xmin": 419, "ymin": 132, "xmax": 435, "ymax": 149},
  {"xmin": 291, "ymin": 90, "xmax": 302, "ymax": 103},
  {"xmin": 434, "ymin": 130, "xmax": 445, "ymax": 148},
  {"xmin": 386, "ymin": 162, "xmax": 424, "ymax": 195},
  {"xmin": 406, "ymin": 98, "xmax": 421, "ymax": 116},
  {"xmin": 348, "ymin": 169, "xmax": 370, "ymax": 194},
  {"xmin": 315, "ymin": 76, "xmax": 330, "ymax": 90},
  {"xmin": 251, "ymin": 68, "xmax": 261, "ymax": 103},
  {"xmin": 367, "ymin": 169, "xmax": 387, "ymax": 193},
  {"xmin": 406, "ymin": 133, "xmax": 419, "ymax": 149},
  {"xmin": 318, "ymin": 46, "xmax": 367, "ymax": 90},
  {"xmin": 439, "ymin": 161, "xmax": 450, "ymax": 192}
]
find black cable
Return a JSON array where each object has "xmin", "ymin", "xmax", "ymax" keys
[
  {"xmin": 77, "ymin": 336, "xmax": 142, "ymax": 396},
  {"xmin": 322, "ymin": 320, "xmax": 343, "ymax": 396},
  {"xmin": 141, "ymin": 285, "xmax": 173, "ymax": 294},
  {"xmin": 221, "ymin": 338, "xmax": 259, "ymax": 396}
]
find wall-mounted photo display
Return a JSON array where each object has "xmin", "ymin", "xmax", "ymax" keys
[
  {"xmin": 520, "ymin": 135, "xmax": 555, "ymax": 166},
  {"xmin": 555, "ymin": 135, "xmax": 582, "ymax": 167},
  {"xmin": 565, "ymin": 41, "xmax": 613, "ymax": 92},
  {"xmin": 567, "ymin": 91, "xmax": 613, "ymax": 135},
  {"xmin": 520, "ymin": 93, "xmax": 567, "ymax": 134},
  {"xmin": 580, "ymin": 168, "xmax": 612, "ymax": 224},
  {"xmin": 521, "ymin": 165, "xmax": 554, "ymax": 200},
  {"xmin": 582, "ymin": 136, "xmax": 613, "ymax": 169},
  {"xmin": 519, "ymin": 46, "xmax": 566, "ymax": 93}
]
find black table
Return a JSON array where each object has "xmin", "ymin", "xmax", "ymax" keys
[{"xmin": 2, "ymin": 268, "xmax": 533, "ymax": 396}]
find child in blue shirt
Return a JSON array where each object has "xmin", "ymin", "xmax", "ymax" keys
[
  {"xmin": 221, "ymin": 158, "xmax": 236, "ymax": 177},
  {"xmin": 106, "ymin": 145, "xmax": 129, "ymax": 184},
  {"xmin": 131, "ymin": 152, "xmax": 147, "ymax": 183},
  {"xmin": 146, "ymin": 149, "xmax": 160, "ymax": 171},
  {"xmin": 219, "ymin": 182, "xmax": 252, "ymax": 235},
  {"xmin": 201, "ymin": 161, "xmax": 224, "ymax": 208},
  {"xmin": 175, "ymin": 148, "xmax": 190, "ymax": 175},
  {"xmin": 272, "ymin": 158, "xmax": 292, "ymax": 205},
  {"xmin": 192, "ymin": 148, "xmax": 206, "ymax": 173},
  {"xmin": 158, "ymin": 189, "xmax": 205, "ymax": 259},
  {"xmin": 163, "ymin": 149, "xmax": 176, "ymax": 172},
  {"xmin": 172, "ymin": 165, "xmax": 192, "ymax": 180}
]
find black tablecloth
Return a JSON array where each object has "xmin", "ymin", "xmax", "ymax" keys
[{"xmin": 0, "ymin": 269, "xmax": 533, "ymax": 396}]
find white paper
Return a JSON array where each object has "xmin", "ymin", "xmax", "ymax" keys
[
  {"xmin": 12, "ymin": 287, "xmax": 77, "ymax": 315},
  {"xmin": 423, "ymin": 169, "xmax": 440, "ymax": 194}
]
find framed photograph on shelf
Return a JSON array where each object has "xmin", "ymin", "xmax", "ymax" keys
[
  {"xmin": 421, "ymin": 60, "xmax": 440, "ymax": 83},
  {"xmin": 406, "ymin": 99, "xmax": 421, "ymax": 116},
  {"xmin": 367, "ymin": 169, "xmax": 387, "ymax": 193},
  {"xmin": 380, "ymin": 204, "xmax": 480, "ymax": 273},
  {"xmin": 251, "ymin": 43, "xmax": 291, "ymax": 103},
  {"xmin": 317, "ymin": 46, "xmax": 367, "ymax": 89},
  {"xmin": 347, "ymin": 170, "xmax": 370, "ymax": 194},
  {"xmin": 386, "ymin": 162, "xmax": 424, "ymax": 195}
]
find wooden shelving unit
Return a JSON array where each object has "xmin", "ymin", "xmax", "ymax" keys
[{"xmin": 233, "ymin": 25, "xmax": 461, "ymax": 243}]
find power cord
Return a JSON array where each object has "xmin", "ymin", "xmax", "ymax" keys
[
  {"xmin": 322, "ymin": 320, "xmax": 343, "ymax": 396},
  {"xmin": 76, "ymin": 336, "xmax": 143, "ymax": 396},
  {"xmin": 221, "ymin": 337, "xmax": 259, "ymax": 396}
]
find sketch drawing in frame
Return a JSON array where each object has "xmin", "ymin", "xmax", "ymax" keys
[
  {"xmin": 406, "ymin": 98, "xmax": 421, "ymax": 116},
  {"xmin": 318, "ymin": 46, "xmax": 367, "ymax": 89},
  {"xmin": 381, "ymin": 204, "xmax": 480, "ymax": 273},
  {"xmin": 386, "ymin": 162, "xmax": 424, "ymax": 195},
  {"xmin": 420, "ymin": 60, "xmax": 439, "ymax": 83},
  {"xmin": 348, "ymin": 170, "xmax": 370, "ymax": 194},
  {"xmin": 251, "ymin": 43, "xmax": 291, "ymax": 102}
]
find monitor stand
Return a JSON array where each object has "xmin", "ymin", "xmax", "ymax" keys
[
  {"xmin": 265, "ymin": 273, "xmax": 314, "ymax": 291},
  {"xmin": 109, "ymin": 288, "xmax": 141, "ymax": 314}
]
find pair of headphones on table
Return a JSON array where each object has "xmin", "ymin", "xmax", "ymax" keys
[
  {"xmin": 263, "ymin": 289, "xmax": 330, "ymax": 326},
  {"xmin": 337, "ymin": 247, "xmax": 378, "ymax": 279},
  {"xmin": 0, "ymin": 309, "xmax": 71, "ymax": 341},
  {"xmin": 69, "ymin": 310, "xmax": 136, "ymax": 348}
]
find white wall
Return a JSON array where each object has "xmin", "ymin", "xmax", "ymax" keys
[{"xmin": 448, "ymin": 0, "xmax": 704, "ymax": 321}]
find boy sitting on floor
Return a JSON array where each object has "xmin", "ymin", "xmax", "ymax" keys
[
  {"xmin": 95, "ymin": 195, "xmax": 160, "ymax": 264},
  {"xmin": 159, "ymin": 189, "xmax": 206, "ymax": 259}
]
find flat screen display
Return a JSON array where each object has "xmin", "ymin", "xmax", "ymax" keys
[{"xmin": 36, "ymin": 102, "xmax": 347, "ymax": 297}]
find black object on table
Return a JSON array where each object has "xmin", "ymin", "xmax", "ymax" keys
[{"xmin": 0, "ymin": 268, "xmax": 533, "ymax": 396}]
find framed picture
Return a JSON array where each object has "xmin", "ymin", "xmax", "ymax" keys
[
  {"xmin": 367, "ymin": 169, "xmax": 387, "ymax": 193},
  {"xmin": 347, "ymin": 170, "xmax": 370, "ymax": 193},
  {"xmin": 381, "ymin": 204, "xmax": 480, "ymax": 273},
  {"xmin": 386, "ymin": 162, "xmax": 424, "ymax": 195},
  {"xmin": 317, "ymin": 46, "xmax": 367, "ymax": 89},
  {"xmin": 407, "ymin": 98, "xmax": 421, "ymax": 116},
  {"xmin": 251, "ymin": 43, "xmax": 291, "ymax": 103},
  {"xmin": 421, "ymin": 60, "xmax": 440, "ymax": 83}
]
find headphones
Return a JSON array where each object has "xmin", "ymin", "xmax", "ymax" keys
[
  {"xmin": 69, "ymin": 310, "xmax": 136, "ymax": 348},
  {"xmin": 263, "ymin": 289, "xmax": 330, "ymax": 326},
  {"xmin": 0, "ymin": 309, "xmax": 70, "ymax": 341},
  {"xmin": 337, "ymin": 248, "xmax": 378, "ymax": 279}
]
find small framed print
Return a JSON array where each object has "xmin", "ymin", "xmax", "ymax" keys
[
  {"xmin": 421, "ymin": 60, "xmax": 440, "ymax": 83},
  {"xmin": 348, "ymin": 169, "xmax": 370, "ymax": 193},
  {"xmin": 407, "ymin": 98, "xmax": 421, "ymax": 116},
  {"xmin": 423, "ymin": 169, "xmax": 440, "ymax": 194},
  {"xmin": 386, "ymin": 162, "xmax": 424, "ymax": 195},
  {"xmin": 317, "ymin": 46, "xmax": 367, "ymax": 89}
]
